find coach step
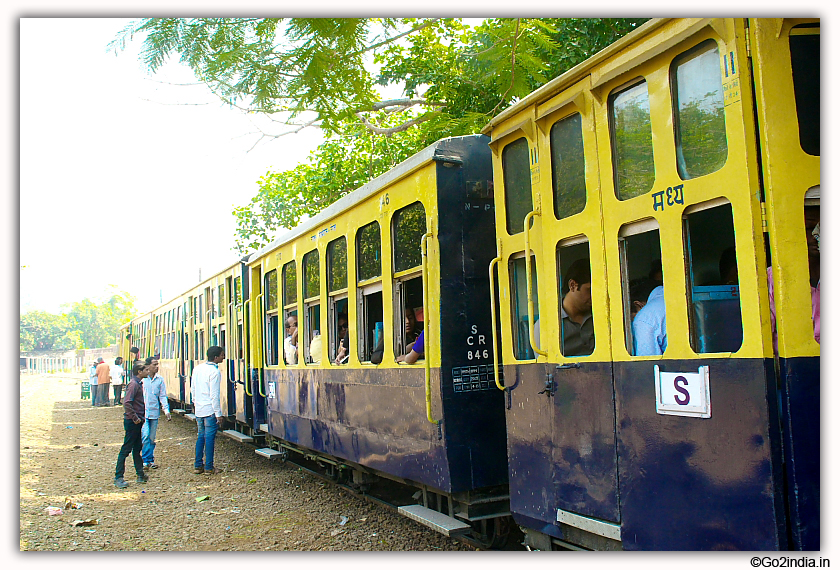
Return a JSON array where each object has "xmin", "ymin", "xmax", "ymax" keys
[
  {"xmin": 184, "ymin": 413, "xmax": 196, "ymax": 422},
  {"xmin": 222, "ymin": 429, "xmax": 254, "ymax": 443},
  {"xmin": 398, "ymin": 505, "xmax": 471, "ymax": 537},
  {"xmin": 255, "ymin": 447, "xmax": 287, "ymax": 460}
]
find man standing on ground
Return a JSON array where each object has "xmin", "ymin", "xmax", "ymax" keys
[
  {"xmin": 88, "ymin": 361, "xmax": 99, "ymax": 407},
  {"xmin": 191, "ymin": 346, "xmax": 225, "ymax": 475},
  {"xmin": 141, "ymin": 356, "xmax": 171, "ymax": 470},
  {"xmin": 95, "ymin": 357, "xmax": 111, "ymax": 406},
  {"xmin": 114, "ymin": 362, "xmax": 149, "ymax": 489},
  {"xmin": 130, "ymin": 346, "xmax": 141, "ymax": 364},
  {"xmin": 111, "ymin": 357, "xmax": 126, "ymax": 405}
]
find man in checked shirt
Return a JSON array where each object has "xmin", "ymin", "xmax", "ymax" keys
[{"xmin": 114, "ymin": 362, "xmax": 149, "ymax": 489}]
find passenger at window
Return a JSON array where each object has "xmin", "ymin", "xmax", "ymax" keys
[
  {"xmin": 333, "ymin": 313, "xmax": 350, "ymax": 365},
  {"xmin": 649, "ymin": 259, "xmax": 663, "ymax": 286},
  {"xmin": 397, "ymin": 330, "xmax": 425, "ymax": 364},
  {"xmin": 633, "ymin": 283, "xmax": 667, "ymax": 356},
  {"xmin": 768, "ymin": 206, "xmax": 820, "ymax": 346},
  {"xmin": 404, "ymin": 307, "xmax": 423, "ymax": 346},
  {"xmin": 629, "ymin": 278, "xmax": 658, "ymax": 321},
  {"xmin": 309, "ymin": 330, "xmax": 322, "ymax": 364},
  {"xmin": 560, "ymin": 259, "xmax": 595, "ymax": 356},
  {"xmin": 284, "ymin": 316, "xmax": 298, "ymax": 365}
]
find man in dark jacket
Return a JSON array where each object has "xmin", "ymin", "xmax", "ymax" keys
[{"xmin": 114, "ymin": 362, "xmax": 149, "ymax": 488}]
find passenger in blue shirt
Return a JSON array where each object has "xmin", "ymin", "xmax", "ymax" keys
[
  {"xmin": 633, "ymin": 285, "xmax": 667, "ymax": 356},
  {"xmin": 141, "ymin": 356, "xmax": 171, "ymax": 470}
]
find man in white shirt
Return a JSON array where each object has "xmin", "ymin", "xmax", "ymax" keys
[
  {"xmin": 110, "ymin": 357, "xmax": 126, "ymax": 404},
  {"xmin": 141, "ymin": 356, "xmax": 171, "ymax": 470},
  {"xmin": 88, "ymin": 361, "xmax": 99, "ymax": 407},
  {"xmin": 190, "ymin": 346, "xmax": 225, "ymax": 475}
]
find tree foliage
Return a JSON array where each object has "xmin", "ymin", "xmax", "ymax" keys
[
  {"xmin": 112, "ymin": 17, "xmax": 649, "ymax": 254},
  {"xmin": 19, "ymin": 290, "xmax": 138, "ymax": 352}
]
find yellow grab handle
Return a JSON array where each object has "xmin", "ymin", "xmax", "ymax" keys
[
  {"xmin": 254, "ymin": 293, "xmax": 267, "ymax": 397},
  {"xmin": 243, "ymin": 298, "xmax": 253, "ymax": 397},
  {"xmin": 421, "ymin": 232, "xmax": 439, "ymax": 426},
  {"xmin": 488, "ymin": 240, "xmax": 505, "ymax": 390},
  {"xmin": 524, "ymin": 211, "xmax": 547, "ymax": 358}
]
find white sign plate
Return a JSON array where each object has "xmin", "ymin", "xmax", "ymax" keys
[
  {"xmin": 268, "ymin": 381, "xmax": 276, "ymax": 400},
  {"xmin": 654, "ymin": 365, "xmax": 711, "ymax": 418}
]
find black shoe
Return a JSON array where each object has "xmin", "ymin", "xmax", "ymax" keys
[
  {"xmin": 114, "ymin": 478, "xmax": 129, "ymax": 489},
  {"xmin": 193, "ymin": 467, "xmax": 204, "ymax": 474},
  {"xmin": 136, "ymin": 475, "xmax": 149, "ymax": 483},
  {"xmin": 204, "ymin": 467, "xmax": 218, "ymax": 475}
]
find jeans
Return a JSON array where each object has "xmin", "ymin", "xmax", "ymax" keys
[
  {"xmin": 115, "ymin": 418, "xmax": 145, "ymax": 480},
  {"xmin": 90, "ymin": 383, "xmax": 98, "ymax": 406},
  {"xmin": 141, "ymin": 418, "xmax": 159, "ymax": 464},
  {"xmin": 194, "ymin": 415, "xmax": 219, "ymax": 470},
  {"xmin": 113, "ymin": 384, "xmax": 123, "ymax": 404}
]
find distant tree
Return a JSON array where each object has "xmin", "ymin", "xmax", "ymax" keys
[
  {"xmin": 19, "ymin": 311, "xmax": 71, "ymax": 351},
  {"xmin": 19, "ymin": 289, "xmax": 138, "ymax": 352}
]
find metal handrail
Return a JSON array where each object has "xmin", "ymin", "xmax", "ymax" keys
[
  {"xmin": 243, "ymin": 298, "xmax": 253, "ymax": 397},
  {"xmin": 226, "ymin": 300, "xmax": 236, "ymax": 384},
  {"xmin": 420, "ymin": 232, "xmax": 439, "ymax": 426},
  {"xmin": 255, "ymin": 293, "xmax": 267, "ymax": 398},
  {"xmin": 489, "ymin": 239, "xmax": 505, "ymax": 391},
  {"xmin": 524, "ymin": 211, "xmax": 548, "ymax": 358}
]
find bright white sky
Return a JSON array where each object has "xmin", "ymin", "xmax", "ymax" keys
[{"xmin": 19, "ymin": 18, "xmax": 325, "ymax": 316}]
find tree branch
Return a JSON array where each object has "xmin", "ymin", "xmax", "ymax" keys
[
  {"xmin": 349, "ymin": 18, "xmax": 441, "ymax": 57},
  {"xmin": 354, "ymin": 110, "xmax": 442, "ymax": 136},
  {"xmin": 490, "ymin": 18, "xmax": 521, "ymax": 117}
]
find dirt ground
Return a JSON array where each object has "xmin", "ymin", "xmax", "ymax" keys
[{"xmin": 19, "ymin": 372, "xmax": 475, "ymax": 552}]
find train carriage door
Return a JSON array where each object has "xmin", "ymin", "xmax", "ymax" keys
[
  {"xmin": 535, "ymin": 79, "xmax": 621, "ymax": 528},
  {"xmin": 750, "ymin": 18, "xmax": 820, "ymax": 550}
]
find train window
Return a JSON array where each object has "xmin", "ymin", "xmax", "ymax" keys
[
  {"xmin": 618, "ymin": 220, "xmax": 664, "ymax": 355},
  {"xmin": 264, "ymin": 269, "xmax": 279, "ymax": 366},
  {"xmin": 769, "ymin": 190, "xmax": 821, "ymax": 348},
  {"xmin": 503, "ymin": 137, "xmax": 534, "ymax": 235},
  {"xmin": 557, "ymin": 241, "xmax": 595, "ymax": 357},
  {"xmin": 684, "ymin": 200, "xmax": 743, "ymax": 353},
  {"xmin": 282, "ymin": 261, "xmax": 298, "ymax": 365},
  {"xmin": 550, "ymin": 113, "xmax": 587, "ymax": 220},
  {"xmin": 357, "ymin": 221, "xmax": 382, "ymax": 282},
  {"xmin": 393, "ymin": 202, "xmax": 427, "ymax": 273},
  {"xmin": 509, "ymin": 255, "xmax": 539, "ymax": 361},
  {"xmin": 219, "ymin": 283, "xmax": 226, "ymax": 311},
  {"xmin": 283, "ymin": 261, "xmax": 297, "ymax": 306},
  {"xmin": 198, "ymin": 294, "xmax": 203, "ymax": 323},
  {"xmin": 359, "ymin": 283, "xmax": 384, "ymax": 364},
  {"xmin": 303, "ymin": 250, "xmax": 320, "ymax": 300},
  {"xmin": 303, "ymin": 250, "xmax": 321, "ymax": 364},
  {"xmin": 327, "ymin": 237, "xmax": 347, "ymax": 293},
  {"xmin": 393, "ymin": 276, "xmax": 424, "ymax": 359},
  {"xmin": 233, "ymin": 276, "xmax": 241, "ymax": 306},
  {"xmin": 790, "ymin": 25, "xmax": 820, "ymax": 156},
  {"xmin": 327, "ymin": 237, "xmax": 349, "ymax": 365},
  {"xmin": 609, "ymin": 79, "xmax": 655, "ymax": 200},
  {"xmin": 671, "ymin": 40, "xmax": 728, "ymax": 179},
  {"xmin": 803, "ymin": 193, "xmax": 820, "ymax": 343},
  {"xmin": 329, "ymin": 296, "xmax": 349, "ymax": 365}
]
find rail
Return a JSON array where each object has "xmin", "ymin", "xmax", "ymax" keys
[
  {"xmin": 420, "ymin": 232, "xmax": 439, "ymax": 426},
  {"xmin": 488, "ymin": 239, "xmax": 505, "ymax": 391},
  {"xmin": 243, "ymin": 298, "xmax": 253, "ymax": 397}
]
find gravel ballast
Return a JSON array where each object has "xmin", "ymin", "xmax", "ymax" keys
[{"xmin": 19, "ymin": 372, "xmax": 475, "ymax": 551}]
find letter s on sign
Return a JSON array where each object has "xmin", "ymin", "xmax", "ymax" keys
[{"xmin": 674, "ymin": 376, "xmax": 690, "ymax": 405}]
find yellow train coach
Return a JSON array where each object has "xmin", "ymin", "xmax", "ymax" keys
[{"xmin": 483, "ymin": 18, "xmax": 819, "ymax": 550}]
